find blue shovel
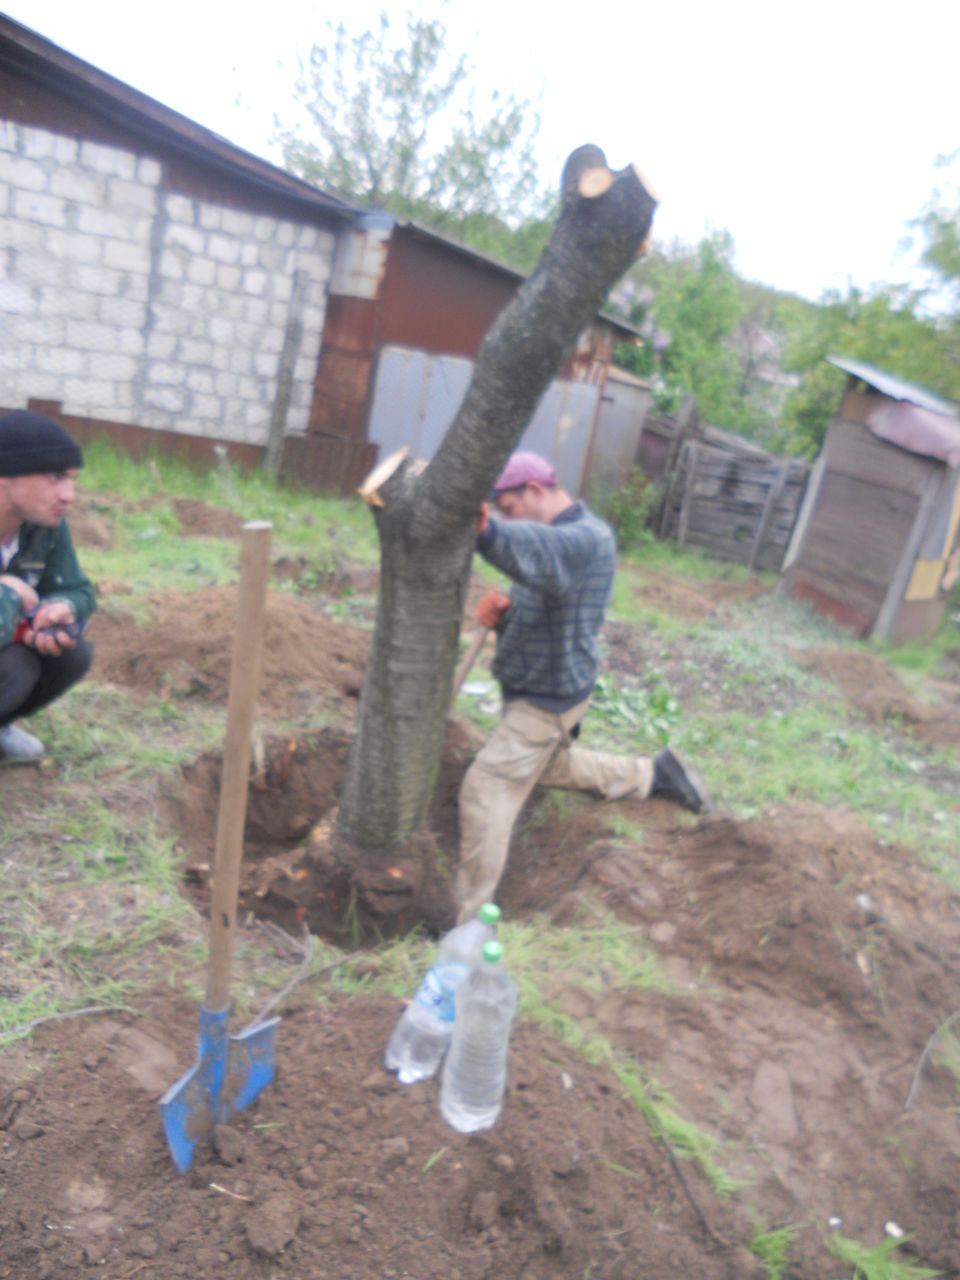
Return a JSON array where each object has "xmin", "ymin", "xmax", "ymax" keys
[{"xmin": 160, "ymin": 521, "xmax": 279, "ymax": 1173}]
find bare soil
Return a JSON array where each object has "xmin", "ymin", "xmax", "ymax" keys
[{"xmin": 3, "ymin": 509, "xmax": 960, "ymax": 1278}]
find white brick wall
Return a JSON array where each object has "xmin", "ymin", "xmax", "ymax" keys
[{"xmin": 0, "ymin": 121, "xmax": 335, "ymax": 446}]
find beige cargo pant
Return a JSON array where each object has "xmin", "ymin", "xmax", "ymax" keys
[{"xmin": 455, "ymin": 696, "xmax": 654, "ymax": 918}]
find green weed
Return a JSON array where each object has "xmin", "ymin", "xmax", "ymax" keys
[
  {"xmin": 825, "ymin": 1233, "xmax": 941, "ymax": 1279},
  {"xmin": 589, "ymin": 671, "xmax": 681, "ymax": 746},
  {"xmin": 750, "ymin": 1221, "xmax": 800, "ymax": 1279}
]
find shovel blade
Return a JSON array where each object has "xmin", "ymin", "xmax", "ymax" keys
[
  {"xmin": 223, "ymin": 1016, "xmax": 280, "ymax": 1115},
  {"xmin": 159, "ymin": 1011, "xmax": 279, "ymax": 1173}
]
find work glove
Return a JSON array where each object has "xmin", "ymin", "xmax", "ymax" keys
[
  {"xmin": 476, "ymin": 590, "xmax": 511, "ymax": 629},
  {"xmin": 476, "ymin": 502, "xmax": 491, "ymax": 534}
]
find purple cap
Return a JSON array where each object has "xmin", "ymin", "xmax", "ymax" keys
[{"xmin": 490, "ymin": 451, "xmax": 557, "ymax": 495}]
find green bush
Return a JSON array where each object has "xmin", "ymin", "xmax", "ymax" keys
[{"xmin": 600, "ymin": 468, "xmax": 661, "ymax": 549}]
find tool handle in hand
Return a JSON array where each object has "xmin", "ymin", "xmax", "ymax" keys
[{"xmin": 450, "ymin": 626, "xmax": 490, "ymax": 709}]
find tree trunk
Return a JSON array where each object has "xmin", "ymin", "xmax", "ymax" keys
[{"xmin": 338, "ymin": 145, "xmax": 657, "ymax": 848}]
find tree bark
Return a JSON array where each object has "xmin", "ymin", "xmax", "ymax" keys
[{"xmin": 337, "ymin": 145, "xmax": 657, "ymax": 848}]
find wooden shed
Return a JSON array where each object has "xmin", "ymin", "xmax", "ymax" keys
[{"xmin": 780, "ymin": 356, "xmax": 960, "ymax": 641}]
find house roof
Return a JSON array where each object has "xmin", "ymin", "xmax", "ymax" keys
[
  {"xmin": 827, "ymin": 355, "xmax": 958, "ymax": 418},
  {"xmin": 0, "ymin": 14, "xmax": 644, "ymax": 339},
  {"xmin": 0, "ymin": 14, "xmax": 356, "ymax": 221}
]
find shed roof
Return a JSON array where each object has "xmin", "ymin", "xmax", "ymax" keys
[
  {"xmin": 827, "ymin": 355, "xmax": 958, "ymax": 417},
  {"xmin": 865, "ymin": 401, "xmax": 960, "ymax": 468},
  {"xmin": 0, "ymin": 14, "xmax": 355, "ymax": 221}
]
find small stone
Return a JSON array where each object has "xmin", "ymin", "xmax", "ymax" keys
[
  {"xmin": 378, "ymin": 1136, "xmax": 409, "ymax": 1172},
  {"xmin": 312, "ymin": 1142, "xmax": 329, "ymax": 1162},
  {"xmin": 361, "ymin": 1072, "xmax": 390, "ymax": 1095},
  {"xmin": 13, "ymin": 1117, "xmax": 43, "ymax": 1140},
  {"xmin": 246, "ymin": 1194, "xmax": 301, "ymax": 1257},
  {"xmin": 650, "ymin": 921, "xmax": 677, "ymax": 944},
  {"xmin": 213, "ymin": 1124, "xmax": 244, "ymax": 1165},
  {"xmin": 134, "ymin": 1235, "xmax": 159, "ymax": 1258},
  {"xmin": 345, "ymin": 1106, "xmax": 369, "ymax": 1128},
  {"xmin": 296, "ymin": 1165, "xmax": 319, "ymax": 1188},
  {"xmin": 492, "ymin": 1153, "xmax": 515, "ymax": 1173}
]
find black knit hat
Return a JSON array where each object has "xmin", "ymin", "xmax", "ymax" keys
[{"xmin": 0, "ymin": 411, "xmax": 84, "ymax": 477}]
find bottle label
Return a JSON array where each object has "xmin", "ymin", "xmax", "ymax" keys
[{"xmin": 414, "ymin": 963, "xmax": 467, "ymax": 1023}]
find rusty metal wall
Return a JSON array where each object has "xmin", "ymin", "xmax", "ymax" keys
[{"xmin": 378, "ymin": 229, "xmax": 515, "ymax": 358}]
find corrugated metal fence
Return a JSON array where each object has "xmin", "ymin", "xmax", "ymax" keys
[{"xmin": 367, "ymin": 345, "xmax": 651, "ymax": 501}]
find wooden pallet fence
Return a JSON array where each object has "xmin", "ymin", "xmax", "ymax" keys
[{"xmin": 659, "ymin": 439, "xmax": 808, "ymax": 571}]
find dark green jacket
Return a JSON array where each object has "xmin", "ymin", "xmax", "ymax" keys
[{"xmin": 0, "ymin": 520, "xmax": 96, "ymax": 648}]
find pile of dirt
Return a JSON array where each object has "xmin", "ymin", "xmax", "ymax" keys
[
  {"xmin": 157, "ymin": 716, "xmax": 960, "ymax": 1272},
  {"xmin": 7, "ymin": 768, "xmax": 960, "ymax": 1274},
  {"xmin": 496, "ymin": 797, "xmax": 960, "ymax": 1271},
  {"xmin": 88, "ymin": 588, "xmax": 368, "ymax": 720},
  {"xmin": 68, "ymin": 495, "xmax": 247, "ymax": 550},
  {"xmin": 621, "ymin": 565, "xmax": 770, "ymax": 622},
  {"xmin": 170, "ymin": 498, "xmax": 244, "ymax": 539},
  {"xmin": 0, "ymin": 993, "xmax": 752, "ymax": 1280},
  {"xmin": 67, "ymin": 494, "xmax": 116, "ymax": 550},
  {"xmin": 797, "ymin": 646, "xmax": 960, "ymax": 751}
]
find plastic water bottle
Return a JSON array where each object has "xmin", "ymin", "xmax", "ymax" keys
[
  {"xmin": 439, "ymin": 939, "xmax": 517, "ymax": 1133},
  {"xmin": 385, "ymin": 903, "xmax": 501, "ymax": 1084}
]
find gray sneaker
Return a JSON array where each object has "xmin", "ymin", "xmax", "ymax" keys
[
  {"xmin": 0, "ymin": 723, "xmax": 45, "ymax": 763},
  {"xmin": 651, "ymin": 747, "xmax": 711, "ymax": 813}
]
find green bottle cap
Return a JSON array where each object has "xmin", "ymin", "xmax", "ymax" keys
[
  {"xmin": 478, "ymin": 903, "xmax": 502, "ymax": 925},
  {"xmin": 482, "ymin": 940, "xmax": 503, "ymax": 964}
]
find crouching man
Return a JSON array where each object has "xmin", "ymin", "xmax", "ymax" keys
[{"xmin": 0, "ymin": 411, "xmax": 96, "ymax": 762}]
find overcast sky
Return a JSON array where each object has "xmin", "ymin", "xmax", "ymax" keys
[{"xmin": 5, "ymin": 0, "xmax": 958, "ymax": 302}]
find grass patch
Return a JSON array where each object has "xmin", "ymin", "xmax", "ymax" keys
[
  {"xmin": 620, "ymin": 537, "xmax": 760, "ymax": 584},
  {"xmin": 684, "ymin": 702, "xmax": 960, "ymax": 882},
  {"xmin": 82, "ymin": 436, "xmax": 380, "ymax": 567},
  {"xmin": 83, "ymin": 522, "xmax": 241, "ymax": 600}
]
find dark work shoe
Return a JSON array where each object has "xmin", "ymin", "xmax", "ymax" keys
[{"xmin": 651, "ymin": 747, "xmax": 711, "ymax": 813}]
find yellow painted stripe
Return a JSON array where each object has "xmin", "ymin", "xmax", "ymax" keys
[{"xmin": 906, "ymin": 558, "xmax": 946, "ymax": 600}]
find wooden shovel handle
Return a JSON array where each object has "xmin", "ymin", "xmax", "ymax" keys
[
  {"xmin": 450, "ymin": 626, "xmax": 490, "ymax": 709},
  {"xmin": 206, "ymin": 521, "xmax": 272, "ymax": 1010}
]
